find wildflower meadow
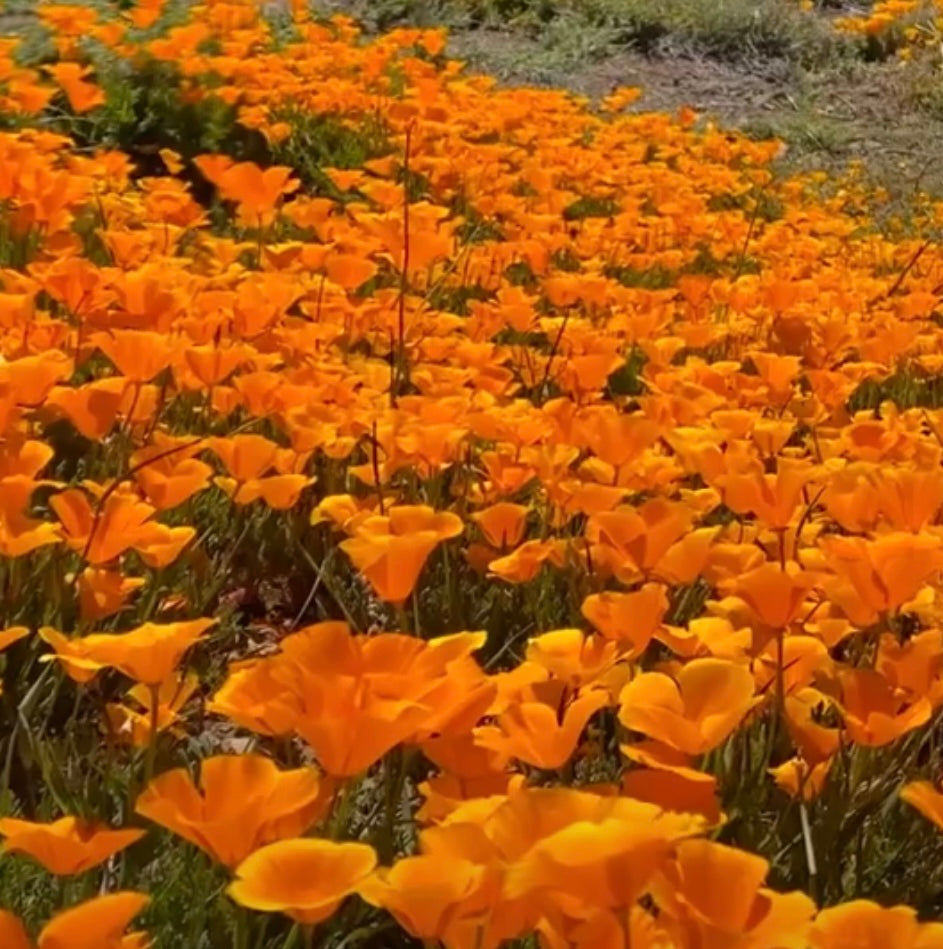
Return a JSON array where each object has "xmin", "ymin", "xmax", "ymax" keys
[{"xmin": 4, "ymin": 0, "xmax": 943, "ymax": 946}]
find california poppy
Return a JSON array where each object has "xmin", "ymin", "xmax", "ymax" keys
[
  {"xmin": 228, "ymin": 838, "xmax": 377, "ymax": 923},
  {"xmin": 653, "ymin": 838, "xmax": 815, "ymax": 947},
  {"xmin": 618, "ymin": 658, "xmax": 756, "ymax": 755},
  {"xmin": 359, "ymin": 855, "xmax": 491, "ymax": 945},
  {"xmin": 51, "ymin": 488, "xmax": 154, "ymax": 565},
  {"xmin": 77, "ymin": 567, "xmax": 145, "ymax": 622},
  {"xmin": 2, "ymin": 891, "xmax": 150, "ymax": 949},
  {"xmin": 40, "ymin": 618, "xmax": 214, "ymax": 686},
  {"xmin": 0, "ymin": 816, "xmax": 145, "ymax": 876},
  {"xmin": 474, "ymin": 688, "xmax": 607, "ymax": 769},
  {"xmin": 0, "ymin": 477, "xmax": 61, "ymax": 557},
  {"xmin": 340, "ymin": 505, "xmax": 463, "ymax": 604},
  {"xmin": 581, "ymin": 583, "xmax": 668, "ymax": 657},
  {"xmin": 809, "ymin": 901, "xmax": 929, "ymax": 949},
  {"xmin": 136, "ymin": 755, "xmax": 333, "ymax": 869},
  {"xmin": 44, "ymin": 63, "xmax": 106, "ymax": 113},
  {"xmin": 107, "ymin": 673, "xmax": 198, "ymax": 747}
]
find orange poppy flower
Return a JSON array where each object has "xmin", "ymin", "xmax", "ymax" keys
[
  {"xmin": 207, "ymin": 657, "xmax": 301, "ymax": 738},
  {"xmin": 359, "ymin": 854, "xmax": 492, "ymax": 945},
  {"xmin": 586, "ymin": 498, "xmax": 693, "ymax": 581},
  {"xmin": 0, "ymin": 477, "xmax": 61, "ymax": 557},
  {"xmin": 132, "ymin": 443, "xmax": 212, "ymax": 511},
  {"xmin": 819, "ymin": 532, "xmax": 943, "ymax": 626},
  {"xmin": 228, "ymin": 838, "xmax": 376, "ymax": 923},
  {"xmin": 900, "ymin": 780, "xmax": 943, "ymax": 832},
  {"xmin": 581, "ymin": 583, "xmax": 668, "ymax": 657},
  {"xmin": 729, "ymin": 561, "xmax": 820, "ymax": 632},
  {"xmin": 809, "ymin": 901, "xmax": 930, "ymax": 949},
  {"xmin": 323, "ymin": 251, "xmax": 378, "ymax": 290},
  {"xmin": 488, "ymin": 540, "xmax": 561, "ymax": 584},
  {"xmin": 770, "ymin": 756, "xmax": 831, "ymax": 802},
  {"xmin": 182, "ymin": 343, "xmax": 250, "ymax": 389},
  {"xmin": 621, "ymin": 741, "xmax": 722, "ymax": 822},
  {"xmin": 209, "ymin": 434, "xmax": 313, "ymax": 510},
  {"xmin": 474, "ymin": 688, "xmax": 607, "ymax": 769},
  {"xmin": 503, "ymin": 799, "xmax": 703, "ymax": 914},
  {"xmin": 471, "ymin": 502, "xmax": 529, "ymax": 549},
  {"xmin": 106, "ymin": 673, "xmax": 198, "ymax": 747},
  {"xmin": 194, "ymin": 156, "xmax": 299, "ymax": 228},
  {"xmin": 50, "ymin": 488, "xmax": 154, "ymax": 565},
  {"xmin": 46, "ymin": 380, "xmax": 127, "ymax": 439},
  {"xmin": 834, "ymin": 667, "xmax": 932, "ymax": 747},
  {"xmin": 77, "ymin": 567, "xmax": 145, "ymax": 622},
  {"xmin": 289, "ymin": 674, "xmax": 429, "ymax": 777},
  {"xmin": 525, "ymin": 629, "xmax": 620, "ymax": 690},
  {"xmin": 653, "ymin": 838, "xmax": 814, "ymax": 947},
  {"xmin": 876, "ymin": 466, "xmax": 943, "ymax": 532},
  {"xmin": 340, "ymin": 505, "xmax": 463, "ymax": 604},
  {"xmin": 136, "ymin": 755, "xmax": 333, "ymax": 869},
  {"xmin": 40, "ymin": 618, "xmax": 214, "ymax": 686},
  {"xmin": 0, "ymin": 626, "xmax": 28, "ymax": 652},
  {"xmin": 784, "ymin": 689, "xmax": 840, "ymax": 766},
  {"xmin": 618, "ymin": 658, "xmax": 756, "ymax": 756},
  {"xmin": 130, "ymin": 521, "xmax": 196, "ymax": 568},
  {"xmin": 1, "ymin": 892, "xmax": 149, "ymax": 949},
  {"xmin": 722, "ymin": 459, "xmax": 815, "ymax": 531},
  {"xmin": 92, "ymin": 329, "xmax": 178, "ymax": 383},
  {"xmin": 0, "ymin": 816, "xmax": 145, "ymax": 876},
  {"xmin": 752, "ymin": 635, "xmax": 830, "ymax": 698},
  {"xmin": 44, "ymin": 63, "xmax": 106, "ymax": 113}
]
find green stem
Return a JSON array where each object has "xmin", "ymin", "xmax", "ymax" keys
[
  {"xmin": 143, "ymin": 683, "xmax": 160, "ymax": 784},
  {"xmin": 328, "ymin": 776, "xmax": 358, "ymax": 840},
  {"xmin": 233, "ymin": 905, "xmax": 250, "ymax": 949},
  {"xmin": 378, "ymin": 749, "xmax": 403, "ymax": 864}
]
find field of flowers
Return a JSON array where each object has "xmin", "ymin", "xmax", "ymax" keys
[{"xmin": 5, "ymin": 0, "xmax": 943, "ymax": 946}]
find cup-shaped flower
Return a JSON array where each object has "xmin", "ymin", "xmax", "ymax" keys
[
  {"xmin": 339, "ymin": 505, "xmax": 463, "ymax": 604},
  {"xmin": 359, "ymin": 854, "xmax": 491, "ymax": 943},
  {"xmin": 730, "ymin": 561, "xmax": 819, "ymax": 632},
  {"xmin": 0, "ymin": 816, "xmax": 145, "ymax": 876},
  {"xmin": 135, "ymin": 754, "xmax": 333, "ymax": 869},
  {"xmin": 40, "ymin": 618, "xmax": 214, "ymax": 686},
  {"xmin": 810, "ymin": 900, "xmax": 931, "ymax": 949},
  {"xmin": 475, "ymin": 689, "xmax": 608, "ymax": 770},
  {"xmin": 653, "ymin": 839, "xmax": 814, "ymax": 947},
  {"xmin": 228, "ymin": 838, "xmax": 377, "ymax": 924},
  {"xmin": 834, "ymin": 667, "xmax": 931, "ymax": 747},
  {"xmin": 618, "ymin": 658, "xmax": 756, "ymax": 756},
  {"xmin": 106, "ymin": 673, "xmax": 199, "ymax": 747},
  {"xmin": 581, "ymin": 583, "xmax": 669, "ymax": 657},
  {"xmin": 471, "ymin": 502, "xmax": 528, "ymax": 549},
  {"xmin": 0, "ymin": 892, "xmax": 150, "ymax": 949}
]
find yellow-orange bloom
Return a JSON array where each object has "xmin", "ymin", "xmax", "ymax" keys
[
  {"xmin": 228, "ymin": 838, "xmax": 376, "ymax": 923},
  {"xmin": 135, "ymin": 755, "xmax": 333, "ymax": 869},
  {"xmin": 40, "ymin": 618, "xmax": 214, "ymax": 685},
  {"xmin": 340, "ymin": 505, "xmax": 463, "ymax": 604},
  {"xmin": 619, "ymin": 658, "xmax": 756, "ymax": 755},
  {"xmin": 0, "ymin": 816, "xmax": 145, "ymax": 876},
  {"xmin": 0, "ymin": 891, "xmax": 149, "ymax": 949}
]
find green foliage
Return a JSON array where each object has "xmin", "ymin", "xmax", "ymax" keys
[
  {"xmin": 328, "ymin": 0, "xmax": 851, "ymax": 65},
  {"xmin": 562, "ymin": 193, "xmax": 620, "ymax": 221},
  {"xmin": 847, "ymin": 365, "xmax": 943, "ymax": 412}
]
